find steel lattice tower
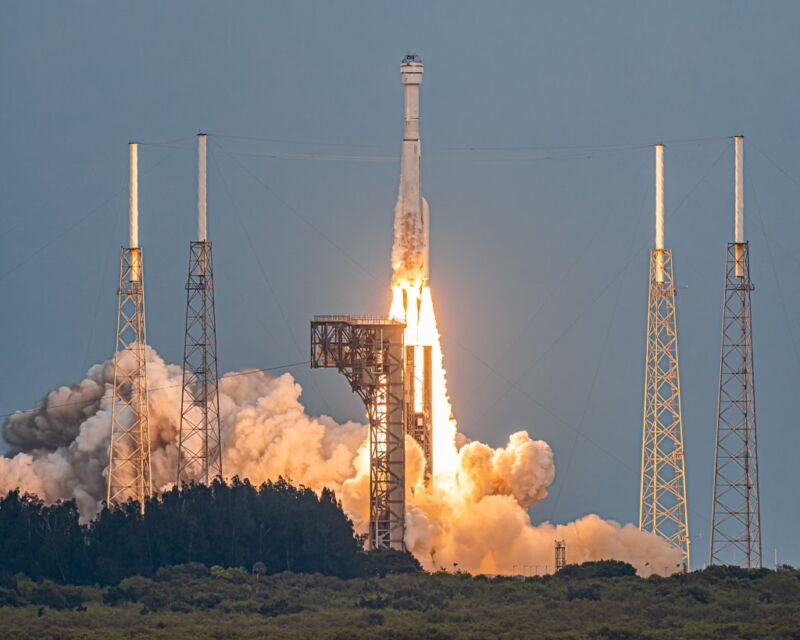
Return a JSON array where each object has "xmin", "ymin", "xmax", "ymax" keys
[
  {"xmin": 177, "ymin": 134, "xmax": 222, "ymax": 485},
  {"xmin": 710, "ymin": 136, "xmax": 762, "ymax": 568},
  {"xmin": 107, "ymin": 143, "xmax": 152, "ymax": 513},
  {"xmin": 311, "ymin": 315, "xmax": 406, "ymax": 550},
  {"xmin": 554, "ymin": 540, "xmax": 566, "ymax": 572},
  {"xmin": 639, "ymin": 145, "xmax": 690, "ymax": 570}
]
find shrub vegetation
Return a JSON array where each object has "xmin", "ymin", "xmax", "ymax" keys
[
  {"xmin": 0, "ymin": 478, "xmax": 365, "ymax": 583},
  {"xmin": 1, "ymin": 481, "xmax": 798, "ymax": 638},
  {"xmin": 0, "ymin": 563, "xmax": 798, "ymax": 639}
]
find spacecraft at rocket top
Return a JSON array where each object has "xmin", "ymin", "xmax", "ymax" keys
[{"xmin": 394, "ymin": 52, "xmax": 430, "ymax": 283}]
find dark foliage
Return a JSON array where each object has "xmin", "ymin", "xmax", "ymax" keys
[
  {"xmin": 0, "ymin": 575, "xmax": 91, "ymax": 611},
  {"xmin": 360, "ymin": 549, "xmax": 423, "ymax": 577},
  {"xmin": 0, "ymin": 478, "xmax": 404, "ymax": 584},
  {"xmin": 0, "ymin": 490, "xmax": 91, "ymax": 582},
  {"xmin": 696, "ymin": 564, "xmax": 771, "ymax": 581},
  {"xmin": 557, "ymin": 560, "xmax": 637, "ymax": 579},
  {"xmin": 1, "ymin": 565, "xmax": 800, "ymax": 638},
  {"xmin": 28, "ymin": 581, "xmax": 88, "ymax": 610},
  {"xmin": 566, "ymin": 584, "xmax": 602, "ymax": 600}
]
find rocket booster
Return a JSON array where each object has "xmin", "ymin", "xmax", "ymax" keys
[
  {"xmin": 392, "ymin": 54, "xmax": 435, "ymax": 484},
  {"xmin": 394, "ymin": 52, "xmax": 429, "ymax": 282}
]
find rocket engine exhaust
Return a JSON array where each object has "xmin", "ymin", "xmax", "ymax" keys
[{"xmin": 391, "ymin": 53, "xmax": 441, "ymax": 485}]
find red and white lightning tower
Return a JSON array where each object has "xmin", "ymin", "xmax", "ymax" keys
[
  {"xmin": 710, "ymin": 136, "xmax": 762, "ymax": 567},
  {"xmin": 177, "ymin": 133, "xmax": 223, "ymax": 485},
  {"xmin": 107, "ymin": 143, "xmax": 152, "ymax": 513},
  {"xmin": 639, "ymin": 144, "xmax": 691, "ymax": 570}
]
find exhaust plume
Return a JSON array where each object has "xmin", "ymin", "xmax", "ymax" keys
[{"xmin": 1, "ymin": 348, "xmax": 679, "ymax": 575}]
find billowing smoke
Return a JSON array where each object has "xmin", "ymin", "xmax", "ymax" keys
[
  {"xmin": 0, "ymin": 349, "xmax": 680, "ymax": 576},
  {"xmin": 0, "ymin": 351, "xmax": 365, "ymax": 518}
]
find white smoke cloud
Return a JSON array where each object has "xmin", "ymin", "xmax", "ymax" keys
[{"xmin": 0, "ymin": 348, "xmax": 680, "ymax": 576}]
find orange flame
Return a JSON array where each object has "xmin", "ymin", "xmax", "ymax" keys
[{"xmin": 390, "ymin": 277, "xmax": 458, "ymax": 487}]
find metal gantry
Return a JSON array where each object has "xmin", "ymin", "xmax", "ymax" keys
[
  {"xmin": 710, "ymin": 242, "xmax": 762, "ymax": 567},
  {"xmin": 177, "ymin": 240, "xmax": 222, "ymax": 485},
  {"xmin": 107, "ymin": 247, "xmax": 152, "ymax": 513},
  {"xmin": 311, "ymin": 315, "xmax": 406, "ymax": 550},
  {"xmin": 554, "ymin": 540, "xmax": 566, "ymax": 572},
  {"xmin": 639, "ymin": 248, "xmax": 691, "ymax": 569}
]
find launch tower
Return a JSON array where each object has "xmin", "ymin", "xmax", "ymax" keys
[
  {"xmin": 639, "ymin": 144, "xmax": 691, "ymax": 570},
  {"xmin": 710, "ymin": 136, "xmax": 762, "ymax": 568},
  {"xmin": 107, "ymin": 143, "xmax": 152, "ymax": 513},
  {"xmin": 555, "ymin": 540, "xmax": 566, "ymax": 572},
  {"xmin": 177, "ymin": 133, "xmax": 223, "ymax": 485},
  {"xmin": 310, "ymin": 316, "xmax": 406, "ymax": 550}
]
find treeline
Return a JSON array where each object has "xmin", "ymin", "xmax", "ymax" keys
[{"xmin": 0, "ymin": 478, "xmax": 416, "ymax": 584}]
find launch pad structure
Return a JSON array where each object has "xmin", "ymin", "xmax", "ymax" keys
[
  {"xmin": 710, "ymin": 136, "xmax": 762, "ymax": 568},
  {"xmin": 555, "ymin": 540, "xmax": 566, "ymax": 572},
  {"xmin": 107, "ymin": 143, "xmax": 152, "ymax": 513},
  {"xmin": 310, "ymin": 316, "xmax": 406, "ymax": 551},
  {"xmin": 308, "ymin": 53, "xmax": 438, "ymax": 551},
  {"xmin": 639, "ymin": 144, "xmax": 691, "ymax": 570},
  {"xmin": 177, "ymin": 133, "xmax": 223, "ymax": 485}
]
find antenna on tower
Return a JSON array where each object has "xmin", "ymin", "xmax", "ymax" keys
[
  {"xmin": 177, "ymin": 133, "xmax": 223, "ymax": 485},
  {"xmin": 710, "ymin": 135, "xmax": 762, "ymax": 568},
  {"xmin": 107, "ymin": 142, "xmax": 152, "ymax": 513},
  {"xmin": 639, "ymin": 144, "xmax": 691, "ymax": 570}
]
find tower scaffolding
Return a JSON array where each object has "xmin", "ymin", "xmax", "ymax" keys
[
  {"xmin": 107, "ymin": 142, "xmax": 152, "ymax": 513},
  {"xmin": 177, "ymin": 133, "xmax": 222, "ymax": 485},
  {"xmin": 639, "ymin": 144, "xmax": 691, "ymax": 570},
  {"xmin": 311, "ymin": 315, "xmax": 406, "ymax": 550},
  {"xmin": 555, "ymin": 540, "xmax": 566, "ymax": 572},
  {"xmin": 710, "ymin": 136, "xmax": 762, "ymax": 568}
]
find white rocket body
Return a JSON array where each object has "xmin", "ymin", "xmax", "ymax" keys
[{"xmin": 395, "ymin": 53, "xmax": 429, "ymax": 281}]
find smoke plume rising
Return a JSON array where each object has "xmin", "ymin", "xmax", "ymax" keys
[{"xmin": 0, "ymin": 349, "xmax": 680, "ymax": 576}]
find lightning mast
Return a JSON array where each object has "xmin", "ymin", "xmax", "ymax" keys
[
  {"xmin": 639, "ymin": 144, "xmax": 691, "ymax": 569},
  {"xmin": 710, "ymin": 136, "xmax": 762, "ymax": 567},
  {"xmin": 107, "ymin": 142, "xmax": 152, "ymax": 513},
  {"xmin": 177, "ymin": 133, "xmax": 223, "ymax": 485}
]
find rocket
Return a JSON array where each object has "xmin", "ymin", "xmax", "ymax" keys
[
  {"xmin": 394, "ymin": 52, "xmax": 429, "ymax": 282},
  {"xmin": 394, "ymin": 53, "xmax": 435, "ymax": 485}
]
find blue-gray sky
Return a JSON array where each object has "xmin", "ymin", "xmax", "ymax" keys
[{"xmin": 2, "ymin": 1, "xmax": 800, "ymax": 567}]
